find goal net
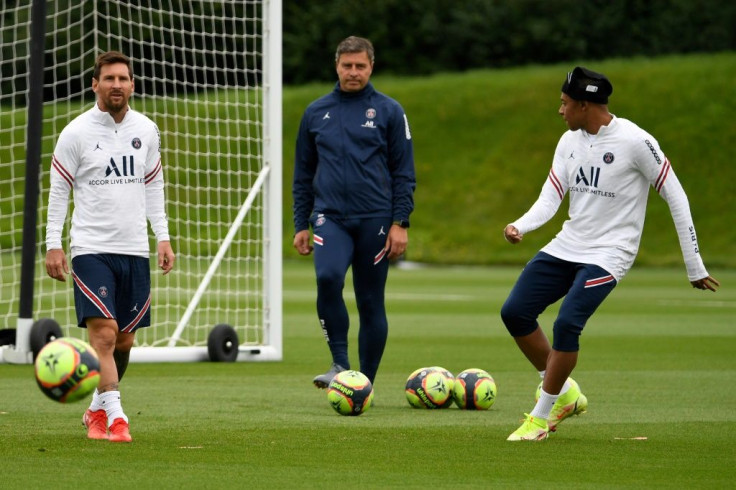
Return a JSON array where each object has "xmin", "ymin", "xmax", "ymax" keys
[{"xmin": 0, "ymin": 0, "xmax": 282, "ymax": 363}]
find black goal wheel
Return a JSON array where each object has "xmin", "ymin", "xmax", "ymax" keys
[
  {"xmin": 207, "ymin": 323, "xmax": 239, "ymax": 362},
  {"xmin": 30, "ymin": 318, "xmax": 63, "ymax": 360}
]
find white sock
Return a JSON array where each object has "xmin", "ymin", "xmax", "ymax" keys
[
  {"xmin": 99, "ymin": 390, "xmax": 128, "ymax": 426},
  {"xmin": 538, "ymin": 373, "xmax": 572, "ymax": 394},
  {"xmin": 530, "ymin": 388, "xmax": 559, "ymax": 419},
  {"xmin": 88, "ymin": 388, "xmax": 104, "ymax": 412},
  {"xmin": 560, "ymin": 378, "xmax": 572, "ymax": 395}
]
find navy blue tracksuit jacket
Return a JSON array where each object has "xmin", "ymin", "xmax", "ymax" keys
[{"xmin": 292, "ymin": 82, "xmax": 416, "ymax": 232}]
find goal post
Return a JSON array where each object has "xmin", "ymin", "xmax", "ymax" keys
[{"xmin": 0, "ymin": 0, "xmax": 282, "ymax": 363}]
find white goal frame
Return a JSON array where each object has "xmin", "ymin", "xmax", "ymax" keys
[{"xmin": 0, "ymin": 0, "xmax": 282, "ymax": 364}]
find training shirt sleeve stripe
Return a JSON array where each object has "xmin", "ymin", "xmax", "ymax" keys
[
  {"xmin": 51, "ymin": 155, "xmax": 74, "ymax": 188},
  {"xmin": 548, "ymin": 168, "xmax": 564, "ymax": 200},
  {"xmin": 145, "ymin": 158, "xmax": 162, "ymax": 185},
  {"xmin": 654, "ymin": 158, "xmax": 671, "ymax": 193},
  {"xmin": 46, "ymin": 154, "xmax": 74, "ymax": 250}
]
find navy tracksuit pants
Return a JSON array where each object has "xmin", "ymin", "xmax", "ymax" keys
[{"xmin": 311, "ymin": 214, "xmax": 392, "ymax": 383}]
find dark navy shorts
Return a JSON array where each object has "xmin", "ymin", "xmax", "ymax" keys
[
  {"xmin": 500, "ymin": 251, "xmax": 617, "ymax": 351},
  {"xmin": 71, "ymin": 254, "xmax": 151, "ymax": 333}
]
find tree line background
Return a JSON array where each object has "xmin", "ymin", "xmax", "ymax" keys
[
  {"xmin": 283, "ymin": 0, "xmax": 735, "ymax": 84},
  {"xmin": 2, "ymin": 0, "xmax": 735, "ymax": 101}
]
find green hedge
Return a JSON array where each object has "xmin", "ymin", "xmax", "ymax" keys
[{"xmin": 283, "ymin": 0, "xmax": 736, "ymax": 85}]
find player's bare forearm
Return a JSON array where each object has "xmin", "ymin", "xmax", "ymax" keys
[
  {"xmin": 45, "ymin": 249, "xmax": 69, "ymax": 282},
  {"xmin": 691, "ymin": 275, "xmax": 720, "ymax": 292},
  {"xmin": 158, "ymin": 241, "xmax": 175, "ymax": 275}
]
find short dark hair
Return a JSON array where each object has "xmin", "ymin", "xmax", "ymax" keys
[
  {"xmin": 93, "ymin": 51, "xmax": 133, "ymax": 80},
  {"xmin": 335, "ymin": 36, "xmax": 374, "ymax": 63}
]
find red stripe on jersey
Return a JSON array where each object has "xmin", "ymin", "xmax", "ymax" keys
[
  {"xmin": 584, "ymin": 275, "xmax": 615, "ymax": 288},
  {"xmin": 655, "ymin": 158, "xmax": 671, "ymax": 193},
  {"xmin": 145, "ymin": 158, "xmax": 162, "ymax": 185},
  {"xmin": 548, "ymin": 168, "xmax": 564, "ymax": 200},
  {"xmin": 313, "ymin": 234, "xmax": 324, "ymax": 246},
  {"xmin": 51, "ymin": 155, "xmax": 74, "ymax": 188},
  {"xmin": 373, "ymin": 248, "xmax": 386, "ymax": 265},
  {"xmin": 121, "ymin": 294, "xmax": 151, "ymax": 333},
  {"xmin": 72, "ymin": 271, "xmax": 114, "ymax": 318}
]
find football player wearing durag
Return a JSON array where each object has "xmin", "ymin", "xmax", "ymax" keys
[{"xmin": 501, "ymin": 66, "xmax": 719, "ymax": 441}]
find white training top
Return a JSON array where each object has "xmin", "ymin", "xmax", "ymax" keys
[
  {"xmin": 510, "ymin": 116, "xmax": 707, "ymax": 282},
  {"xmin": 46, "ymin": 103, "xmax": 170, "ymax": 258}
]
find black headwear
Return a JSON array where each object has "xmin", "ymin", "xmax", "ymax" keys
[{"xmin": 561, "ymin": 66, "xmax": 613, "ymax": 104}]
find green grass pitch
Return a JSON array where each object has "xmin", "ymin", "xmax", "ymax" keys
[{"xmin": 1, "ymin": 261, "xmax": 734, "ymax": 488}]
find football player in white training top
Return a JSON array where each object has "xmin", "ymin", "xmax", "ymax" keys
[
  {"xmin": 45, "ymin": 51, "xmax": 175, "ymax": 443},
  {"xmin": 501, "ymin": 66, "xmax": 719, "ymax": 442}
]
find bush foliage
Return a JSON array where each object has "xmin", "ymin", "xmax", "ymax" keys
[{"xmin": 283, "ymin": 0, "xmax": 736, "ymax": 84}]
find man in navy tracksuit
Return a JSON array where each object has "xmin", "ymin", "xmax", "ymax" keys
[{"xmin": 293, "ymin": 36, "xmax": 416, "ymax": 388}]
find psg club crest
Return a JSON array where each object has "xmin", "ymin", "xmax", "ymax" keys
[
  {"xmin": 365, "ymin": 108, "xmax": 376, "ymax": 119},
  {"xmin": 603, "ymin": 152, "xmax": 615, "ymax": 164},
  {"xmin": 131, "ymin": 137, "xmax": 142, "ymax": 149},
  {"xmin": 315, "ymin": 215, "xmax": 326, "ymax": 227},
  {"xmin": 98, "ymin": 286, "xmax": 108, "ymax": 298}
]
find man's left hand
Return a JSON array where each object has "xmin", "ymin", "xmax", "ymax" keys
[
  {"xmin": 691, "ymin": 275, "xmax": 720, "ymax": 292},
  {"xmin": 385, "ymin": 225, "xmax": 408, "ymax": 260},
  {"xmin": 158, "ymin": 241, "xmax": 176, "ymax": 275}
]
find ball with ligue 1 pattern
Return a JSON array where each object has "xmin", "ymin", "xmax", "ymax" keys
[
  {"xmin": 452, "ymin": 368, "xmax": 497, "ymax": 410},
  {"xmin": 429, "ymin": 366, "xmax": 456, "ymax": 408},
  {"xmin": 34, "ymin": 337, "xmax": 100, "ymax": 403},
  {"xmin": 405, "ymin": 366, "xmax": 454, "ymax": 409},
  {"xmin": 327, "ymin": 370, "xmax": 374, "ymax": 416}
]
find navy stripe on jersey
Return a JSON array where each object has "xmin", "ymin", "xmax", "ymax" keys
[{"xmin": 52, "ymin": 155, "xmax": 74, "ymax": 188}]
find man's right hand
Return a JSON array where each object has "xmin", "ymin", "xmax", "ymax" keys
[
  {"xmin": 293, "ymin": 230, "xmax": 314, "ymax": 256},
  {"xmin": 45, "ymin": 249, "xmax": 69, "ymax": 282},
  {"xmin": 504, "ymin": 225, "xmax": 523, "ymax": 244}
]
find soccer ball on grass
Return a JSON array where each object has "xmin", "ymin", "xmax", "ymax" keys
[
  {"xmin": 327, "ymin": 370, "xmax": 374, "ymax": 416},
  {"xmin": 405, "ymin": 366, "xmax": 454, "ymax": 409},
  {"xmin": 452, "ymin": 368, "xmax": 497, "ymax": 410},
  {"xmin": 34, "ymin": 337, "xmax": 100, "ymax": 403}
]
